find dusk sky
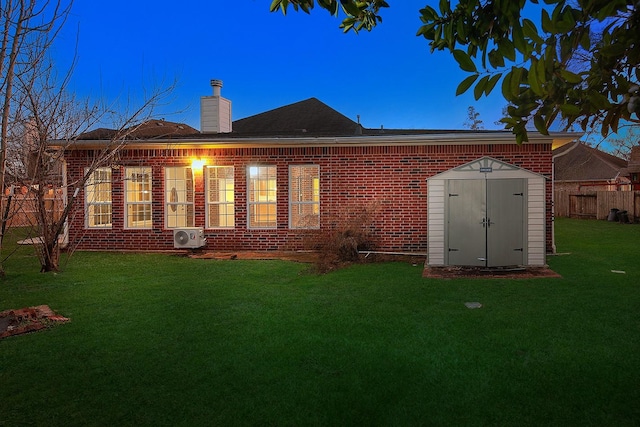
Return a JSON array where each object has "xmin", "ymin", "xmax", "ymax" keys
[{"xmin": 55, "ymin": 1, "xmax": 511, "ymax": 132}]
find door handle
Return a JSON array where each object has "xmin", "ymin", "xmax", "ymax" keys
[{"xmin": 480, "ymin": 217, "xmax": 493, "ymax": 227}]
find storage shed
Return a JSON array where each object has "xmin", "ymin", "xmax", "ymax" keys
[{"xmin": 427, "ymin": 156, "xmax": 547, "ymax": 267}]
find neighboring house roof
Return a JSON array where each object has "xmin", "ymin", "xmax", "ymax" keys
[
  {"xmin": 77, "ymin": 119, "xmax": 199, "ymax": 140},
  {"xmin": 553, "ymin": 141, "xmax": 628, "ymax": 181}
]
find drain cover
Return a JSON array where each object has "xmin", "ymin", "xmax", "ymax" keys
[{"xmin": 464, "ymin": 302, "xmax": 483, "ymax": 309}]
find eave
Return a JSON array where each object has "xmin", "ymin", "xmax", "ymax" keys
[{"xmin": 54, "ymin": 131, "xmax": 581, "ymax": 151}]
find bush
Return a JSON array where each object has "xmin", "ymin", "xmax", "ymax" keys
[{"xmin": 304, "ymin": 201, "xmax": 380, "ymax": 272}]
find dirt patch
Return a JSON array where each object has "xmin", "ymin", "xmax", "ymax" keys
[
  {"xmin": 188, "ymin": 251, "xmax": 427, "ymax": 266},
  {"xmin": 423, "ymin": 266, "xmax": 562, "ymax": 279},
  {"xmin": 0, "ymin": 305, "xmax": 69, "ymax": 339},
  {"xmin": 188, "ymin": 251, "xmax": 320, "ymax": 263},
  {"xmin": 188, "ymin": 251, "xmax": 561, "ymax": 279}
]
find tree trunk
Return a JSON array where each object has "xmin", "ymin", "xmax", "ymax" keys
[{"xmin": 39, "ymin": 239, "xmax": 60, "ymax": 272}]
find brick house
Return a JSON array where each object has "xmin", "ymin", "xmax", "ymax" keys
[
  {"xmin": 60, "ymin": 81, "xmax": 578, "ymax": 267},
  {"xmin": 621, "ymin": 146, "xmax": 640, "ymax": 190},
  {"xmin": 553, "ymin": 141, "xmax": 629, "ymax": 192}
]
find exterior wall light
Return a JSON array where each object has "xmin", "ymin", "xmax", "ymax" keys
[{"xmin": 191, "ymin": 158, "xmax": 206, "ymax": 170}]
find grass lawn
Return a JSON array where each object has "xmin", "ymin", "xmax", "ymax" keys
[{"xmin": 0, "ymin": 218, "xmax": 639, "ymax": 426}]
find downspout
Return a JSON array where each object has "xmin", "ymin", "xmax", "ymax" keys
[{"xmin": 61, "ymin": 159, "xmax": 69, "ymax": 248}]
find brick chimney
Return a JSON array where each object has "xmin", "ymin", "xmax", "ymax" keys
[{"xmin": 200, "ymin": 79, "xmax": 232, "ymax": 133}]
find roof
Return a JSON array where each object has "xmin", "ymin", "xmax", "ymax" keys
[
  {"xmin": 231, "ymin": 98, "xmax": 363, "ymax": 136},
  {"xmin": 64, "ymin": 98, "xmax": 580, "ymax": 149},
  {"xmin": 77, "ymin": 119, "xmax": 199, "ymax": 140},
  {"xmin": 553, "ymin": 141, "xmax": 627, "ymax": 181},
  {"xmin": 230, "ymin": 97, "xmax": 519, "ymax": 138}
]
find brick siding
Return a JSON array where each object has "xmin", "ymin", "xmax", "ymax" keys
[{"xmin": 65, "ymin": 143, "xmax": 552, "ymax": 253}]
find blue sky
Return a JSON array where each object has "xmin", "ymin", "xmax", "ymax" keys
[{"xmin": 54, "ymin": 1, "xmax": 511, "ymax": 131}]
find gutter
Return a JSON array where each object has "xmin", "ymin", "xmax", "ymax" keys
[
  {"xmin": 551, "ymin": 140, "xmax": 581, "ymax": 253},
  {"xmin": 53, "ymin": 131, "xmax": 582, "ymax": 151}
]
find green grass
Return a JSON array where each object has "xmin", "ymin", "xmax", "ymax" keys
[{"xmin": 0, "ymin": 218, "xmax": 639, "ymax": 426}]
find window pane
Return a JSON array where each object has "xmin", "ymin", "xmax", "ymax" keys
[
  {"xmin": 125, "ymin": 167, "xmax": 152, "ymax": 228},
  {"xmin": 290, "ymin": 165, "xmax": 320, "ymax": 229},
  {"xmin": 248, "ymin": 203, "xmax": 277, "ymax": 228},
  {"xmin": 247, "ymin": 165, "xmax": 276, "ymax": 228},
  {"xmin": 165, "ymin": 167, "xmax": 194, "ymax": 228},
  {"xmin": 85, "ymin": 168, "xmax": 112, "ymax": 228},
  {"xmin": 206, "ymin": 166, "xmax": 235, "ymax": 228}
]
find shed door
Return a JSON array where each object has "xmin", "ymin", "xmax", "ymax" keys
[
  {"xmin": 447, "ymin": 180, "xmax": 486, "ymax": 266},
  {"xmin": 447, "ymin": 179, "xmax": 525, "ymax": 267},
  {"xmin": 486, "ymin": 179, "xmax": 525, "ymax": 267}
]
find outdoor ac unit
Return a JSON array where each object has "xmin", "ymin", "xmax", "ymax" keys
[{"xmin": 173, "ymin": 228, "xmax": 206, "ymax": 249}]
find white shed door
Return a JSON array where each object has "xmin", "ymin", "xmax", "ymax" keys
[{"xmin": 447, "ymin": 179, "xmax": 525, "ymax": 267}]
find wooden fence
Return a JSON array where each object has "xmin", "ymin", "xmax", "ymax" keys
[
  {"xmin": 1, "ymin": 193, "xmax": 65, "ymax": 228},
  {"xmin": 554, "ymin": 190, "xmax": 640, "ymax": 221}
]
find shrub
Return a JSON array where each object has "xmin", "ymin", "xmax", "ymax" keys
[{"xmin": 304, "ymin": 200, "xmax": 380, "ymax": 272}]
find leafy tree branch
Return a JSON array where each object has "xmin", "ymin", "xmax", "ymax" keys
[{"xmin": 269, "ymin": 0, "xmax": 640, "ymax": 143}]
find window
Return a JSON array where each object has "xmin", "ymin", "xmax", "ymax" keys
[
  {"xmin": 125, "ymin": 167, "xmax": 152, "ymax": 229},
  {"xmin": 165, "ymin": 166, "xmax": 194, "ymax": 228},
  {"xmin": 206, "ymin": 166, "xmax": 234, "ymax": 228},
  {"xmin": 289, "ymin": 165, "xmax": 320, "ymax": 229},
  {"xmin": 85, "ymin": 167, "xmax": 112, "ymax": 228},
  {"xmin": 247, "ymin": 165, "xmax": 276, "ymax": 228}
]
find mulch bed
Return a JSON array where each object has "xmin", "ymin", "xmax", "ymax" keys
[
  {"xmin": 0, "ymin": 305, "xmax": 70, "ymax": 339},
  {"xmin": 423, "ymin": 266, "xmax": 562, "ymax": 279}
]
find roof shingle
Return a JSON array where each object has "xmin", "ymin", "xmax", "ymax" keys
[
  {"xmin": 78, "ymin": 119, "xmax": 199, "ymax": 140},
  {"xmin": 231, "ymin": 98, "xmax": 363, "ymax": 136},
  {"xmin": 554, "ymin": 141, "xmax": 627, "ymax": 181}
]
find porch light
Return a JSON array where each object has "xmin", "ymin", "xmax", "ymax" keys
[{"xmin": 191, "ymin": 158, "xmax": 206, "ymax": 170}]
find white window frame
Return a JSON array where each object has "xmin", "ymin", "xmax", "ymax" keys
[
  {"xmin": 164, "ymin": 166, "xmax": 194, "ymax": 229},
  {"xmin": 205, "ymin": 166, "xmax": 235, "ymax": 229},
  {"xmin": 247, "ymin": 165, "xmax": 277, "ymax": 229},
  {"xmin": 124, "ymin": 167, "xmax": 152, "ymax": 229},
  {"xmin": 85, "ymin": 167, "xmax": 112, "ymax": 228},
  {"xmin": 289, "ymin": 165, "xmax": 320, "ymax": 229}
]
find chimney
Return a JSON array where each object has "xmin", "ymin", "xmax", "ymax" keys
[{"xmin": 200, "ymin": 79, "xmax": 232, "ymax": 133}]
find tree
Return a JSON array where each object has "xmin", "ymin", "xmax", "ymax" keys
[
  {"xmin": 1, "ymin": 0, "xmax": 72, "ymax": 274},
  {"xmin": 463, "ymin": 105, "xmax": 484, "ymax": 129},
  {"xmin": 14, "ymin": 59, "xmax": 174, "ymax": 272},
  {"xmin": 2, "ymin": 0, "xmax": 174, "ymax": 272},
  {"xmin": 270, "ymin": 0, "xmax": 390, "ymax": 32},
  {"xmin": 270, "ymin": 0, "xmax": 640, "ymax": 143},
  {"xmin": 583, "ymin": 123, "xmax": 640, "ymax": 160}
]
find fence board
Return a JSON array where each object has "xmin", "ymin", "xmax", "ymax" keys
[
  {"xmin": 2, "ymin": 194, "xmax": 65, "ymax": 228},
  {"xmin": 554, "ymin": 190, "xmax": 639, "ymax": 222},
  {"xmin": 571, "ymin": 194, "xmax": 597, "ymax": 218},
  {"xmin": 554, "ymin": 190, "xmax": 570, "ymax": 218}
]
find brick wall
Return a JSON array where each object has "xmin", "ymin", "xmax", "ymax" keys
[{"xmin": 65, "ymin": 142, "xmax": 552, "ymax": 253}]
